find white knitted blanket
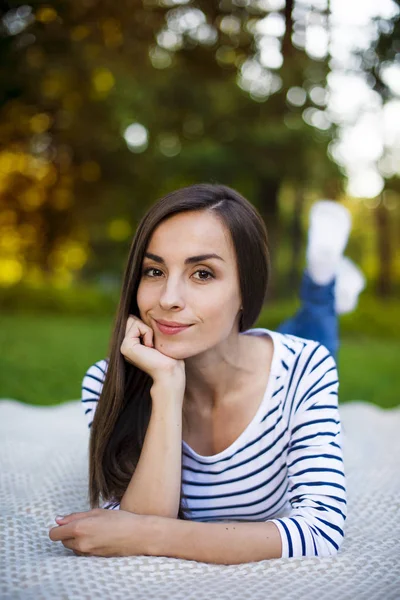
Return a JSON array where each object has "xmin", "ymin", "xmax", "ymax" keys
[{"xmin": 0, "ymin": 399, "xmax": 399, "ymax": 600}]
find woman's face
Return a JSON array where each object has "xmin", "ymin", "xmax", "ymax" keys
[{"xmin": 136, "ymin": 209, "xmax": 242, "ymax": 359}]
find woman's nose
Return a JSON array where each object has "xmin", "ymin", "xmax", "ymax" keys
[{"xmin": 158, "ymin": 276, "xmax": 185, "ymax": 310}]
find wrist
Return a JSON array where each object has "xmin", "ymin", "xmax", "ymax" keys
[
  {"xmin": 150, "ymin": 380, "xmax": 185, "ymax": 407},
  {"xmin": 140, "ymin": 514, "xmax": 168, "ymax": 557}
]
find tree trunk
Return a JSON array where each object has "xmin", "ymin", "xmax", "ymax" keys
[
  {"xmin": 282, "ymin": 0, "xmax": 294, "ymax": 58},
  {"xmin": 288, "ymin": 186, "xmax": 304, "ymax": 294},
  {"xmin": 257, "ymin": 178, "xmax": 281, "ymax": 301},
  {"xmin": 375, "ymin": 194, "xmax": 393, "ymax": 297}
]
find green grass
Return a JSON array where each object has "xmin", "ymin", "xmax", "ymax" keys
[{"xmin": 0, "ymin": 312, "xmax": 398, "ymax": 409}]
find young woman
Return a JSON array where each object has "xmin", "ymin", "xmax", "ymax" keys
[{"xmin": 49, "ymin": 184, "xmax": 364, "ymax": 563}]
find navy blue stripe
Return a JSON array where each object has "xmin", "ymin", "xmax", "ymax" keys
[
  {"xmin": 272, "ymin": 384, "xmax": 284, "ymax": 397},
  {"xmin": 309, "ymin": 526, "xmax": 320, "ymax": 554},
  {"xmin": 186, "ymin": 472, "xmax": 287, "ymax": 510},
  {"xmin": 312, "ymin": 499, "xmax": 346, "ymax": 520},
  {"xmin": 287, "ymin": 452, "xmax": 343, "ymax": 469},
  {"xmin": 92, "ymin": 363, "xmax": 107, "ymax": 376},
  {"xmin": 290, "ymin": 517, "xmax": 306, "ymax": 555},
  {"xmin": 290, "ymin": 480, "xmax": 346, "ymax": 493},
  {"xmin": 315, "ymin": 515, "xmax": 344, "ymax": 536},
  {"xmin": 294, "ymin": 367, "xmax": 337, "ymax": 413},
  {"xmin": 191, "ymin": 495, "xmax": 288, "ymax": 522},
  {"xmin": 81, "ymin": 397, "xmax": 99, "ymax": 403},
  {"xmin": 82, "ymin": 385, "xmax": 101, "ymax": 396},
  {"xmin": 309, "ymin": 350, "xmax": 331, "ymax": 374},
  {"xmin": 183, "ymin": 445, "xmax": 287, "ymax": 486},
  {"xmin": 313, "ymin": 524, "xmax": 339, "ymax": 551},
  {"xmin": 282, "ymin": 342, "xmax": 296, "ymax": 355},
  {"xmin": 188, "ymin": 481, "xmax": 289, "ymax": 519},
  {"xmin": 291, "ymin": 466, "xmax": 345, "ymax": 478},
  {"xmin": 84, "ymin": 373, "xmax": 104, "ymax": 385},
  {"xmin": 289, "ymin": 430, "xmax": 338, "ymax": 445},
  {"xmin": 276, "ymin": 519, "xmax": 293, "ymax": 557},
  {"xmin": 183, "ymin": 412, "xmax": 287, "ymax": 469},
  {"xmin": 290, "ymin": 495, "xmax": 346, "ymax": 520},
  {"xmin": 260, "ymin": 402, "xmax": 280, "ymax": 423},
  {"xmin": 283, "ymin": 349, "xmax": 303, "ymax": 421},
  {"xmin": 305, "ymin": 378, "xmax": 338, "ymax": 404},
  {"xmin": 292, "ymin": 417, "xmax": 339, "ymax": 436},
  {"xmin": 183, "ymin": 425, "xmax": 290, "ymax": 475},
  {"xmin": 183, "ymin": 462, "xmax": 286, "ymax": 497},
  {"xmin": 289, "ymin": 344, "xmax": 320, "ymax": 417},
  {"xmin": 307, "ymin": 404, "xmax": 337, "ymax": 411}
]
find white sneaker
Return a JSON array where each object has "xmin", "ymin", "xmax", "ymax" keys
[
  {"xmin": 335, "ymin": 256, "xmax": 366, "ymax": 314},
  {"xmin": 306, "ymin": 200, "xmax": 352, "ymax": 285}
]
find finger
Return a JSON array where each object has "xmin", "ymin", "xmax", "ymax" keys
[
  {"xmin": 62, "ymin": 539, "xmax": 89, "ymax": 555},
  {"xmin": 142, "ymin": 327, "xmax": 154, "ymax": 348},
  {"xmin": 123, "ymin": 318, "xmax": 153, "ymax": 349},
  {"xmin": 49, "ymin": 523, "xmax": 76, "ymax": 542},
  {"xmin": 55, "ymin": 510, "xmax": 95, "ymax": 524},
  {"xmin": 125, "ymin": 314, "xmax": 136, "ymax": 336}
]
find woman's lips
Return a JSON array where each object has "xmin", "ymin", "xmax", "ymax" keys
[{"xmin": 155, "ymin": 321, "xmax": 193, "ymax": 336}]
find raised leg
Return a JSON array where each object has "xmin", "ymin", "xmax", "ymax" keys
[{"xmin": 277, "ymin": 269, "xmax": 338, "ymax": 360}]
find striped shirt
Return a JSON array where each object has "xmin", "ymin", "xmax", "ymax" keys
[{"xmin": 81, "ymin": 327, "xmax": 347, "ymax": 559}]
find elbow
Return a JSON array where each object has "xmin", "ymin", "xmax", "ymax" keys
[
  {"xmin": 310, "ymin": 525, "xmax": 346, "ymax": 558},
  {"xmin": 271, "ymin": 514, "xmax": 346, "ymax": 558},
  {"xmin": 120, "ymin": 500, "xmax": 178, "ymax": 519}
]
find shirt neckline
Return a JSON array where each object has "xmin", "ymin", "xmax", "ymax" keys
[{"xmin": 181, "ymin": 327, "xmax": 280, "ymax": 462}]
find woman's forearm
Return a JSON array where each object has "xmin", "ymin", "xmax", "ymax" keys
[
  {"xmin": 142, "ymin": 516, "xmax": 283, "ymax": 564},
  {"xmin": 119, "ymin": 382, "xmax": 184, "ymax": 518}
]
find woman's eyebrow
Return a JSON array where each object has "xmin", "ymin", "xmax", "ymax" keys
[{"xmin": 144, "ymin": 252, "xmax": 225, "ymax": 265}]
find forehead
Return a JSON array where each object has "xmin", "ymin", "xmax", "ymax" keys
[{"xmin": 146, "ymin": 210, "xmax": 235, "ymax": 259}]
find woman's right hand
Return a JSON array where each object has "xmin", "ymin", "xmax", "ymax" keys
[{"xmin": 120, "ymin": 315, "xmax": 186, "ymax": 390}]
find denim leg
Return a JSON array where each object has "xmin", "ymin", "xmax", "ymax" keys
[{"xmin": 276, "ymin": 269, "xmax": 339, "ymax": 360}]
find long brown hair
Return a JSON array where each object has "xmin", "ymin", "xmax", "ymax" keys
[{"xmin": 88, "ymin": 183, "xmax": 271, "ymax": 519}]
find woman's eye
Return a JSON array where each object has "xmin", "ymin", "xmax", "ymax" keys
[
  {"xmin": 193, "ymin": 270, "xmax": 214, "ymax": 281},
  {"xmin": 143, "ymin": 268, "xmax": 163, "ymax": 277},
  {"xmin": 142, "ymin": 268, "xmax": 214, "ymax": 281}
]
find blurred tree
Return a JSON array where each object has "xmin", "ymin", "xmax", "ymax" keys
[
  {"xmin": 1, "ymin": 0, "xmax": 387, "ymax": 299},
  {"xmin": 355, "ymin": 0, "xmax": 400, "ymax": 297}
]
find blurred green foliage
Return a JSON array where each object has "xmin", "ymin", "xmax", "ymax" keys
[
  {"xmin": 0, "ymin": 310, "xmax": 398, "ymax": 408},
  {"xmin": 1, "ymin": 282, "xmax": 399, "ymax": 339}
]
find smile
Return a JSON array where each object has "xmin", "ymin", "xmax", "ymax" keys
[{"xmin": 155, "ymin": 321, "xmax": 193, "ymax": 336}]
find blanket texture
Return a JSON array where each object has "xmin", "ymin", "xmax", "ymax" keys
[{"xmin": 0, "ymin": 399, "xmax": 399, "ymax": 600}]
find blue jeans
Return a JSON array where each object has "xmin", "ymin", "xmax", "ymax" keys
[{"xmin": 277, "ymin": 269, "xmax": 338, "ymax": 361}]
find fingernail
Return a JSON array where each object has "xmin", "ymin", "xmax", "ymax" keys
[{"xmin": 56, "ymin": 515, "xmax": 65, "ymax": 521}]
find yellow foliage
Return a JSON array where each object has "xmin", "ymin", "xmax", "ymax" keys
[
  {"xmin": 63, "ymin": 91, "xmax": 82, "ymax": 111},
  {"xmin": 0, "ymin": 259, "xmax": 24, "ymax": 286},
  {"xmin": 52, "ymin": 188, "xmax": 74, "ymax": 210},
  {"xmin": 92, "ymin": 68, "xmax": 115, "ymax": 94},
  {"xmin": 25, "ymin": 47, "xmax": 45, "ymax": 68},
  {"xmin": 51, "ymin": 270, "xmax": 74, "ymax": 288},
  {"xmin": 71, "ymin": 25, "xmax": 91, "ymax": 42},
  {"xmin": 24, "ymin": 265, "xmax": 45, "ymax": 288},
  {"xmin": 36, "ymin": 7, "xmax": 58, "ymax": 23},
  {"xmin": 108, "ymin": 219, "xmax": 132, "ymax": 241},
  {"xmin": 80, "ymin": 160, "xmax": 101, "ymax": 182},
  {"xmin": 41, "ymin": 74, "xmax": 64, "ymax": 99},
  {"xmin": 30, "ymin": 113, "xmax": 52, "ymax": 134},
  {"xmin": 19, "ymin": 224, "xmax": 37, "ymax": 246},
  {"xmin": 101, "ymin": 18, "xmax": 123, "ymax": 48},
  {"xmin": 20, "ymin": 188, "xmax": 46, "ymax": 210},
  {"xmin": 49, "ymin": 241, "xmax": 88, "ymax": 271},
  {"xmin": 0, "ymin": 228, "xmax": 21, "ymax": 253},
  {"xmin": 0, "ymin": 210, "xmax": 17, "ymax": 226}
]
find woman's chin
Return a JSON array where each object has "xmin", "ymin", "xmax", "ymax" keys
[{"xmin": 155, "ymin": 341, "xmax": 195, "ymax": 361}]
